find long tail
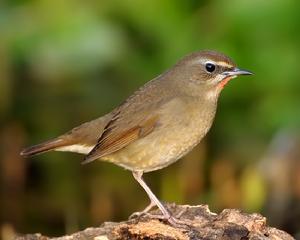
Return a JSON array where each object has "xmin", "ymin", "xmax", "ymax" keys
[
  {"xmin": 20, "ymin": 113, "xmax": 113, "ymax": 157},
  {"xmin": 20, "ymin": 138, "xmax": 69, "ymax": 157}
]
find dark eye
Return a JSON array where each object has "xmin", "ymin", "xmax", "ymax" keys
[{"xmin": 205, "ymin": 63, "xmax": 216, "ymax": 73}]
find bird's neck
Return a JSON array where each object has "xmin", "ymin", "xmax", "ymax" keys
[
  {"xmin": 173, "ymin": 79, "xmax": 222, "ymax": 103},
  {"xmin": 159, "ymin": 68, "xmax": 223, "ymax": 103},
  {"xmin": 203, "ymin": 86, "xmax": 223, "ymax": 102}
]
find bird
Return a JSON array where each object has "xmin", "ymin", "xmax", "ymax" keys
[{"xmin": 21, "ymin": 50, "xmax": 252, "ymax": 225}]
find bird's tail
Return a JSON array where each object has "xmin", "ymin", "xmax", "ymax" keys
[
  {"xmin": 20, "ymin": 138, "xmax": 70, "ymax": 157},
  {"xmin": 20, "ymin": 113, "xmax": 113, "ymax": 157}
]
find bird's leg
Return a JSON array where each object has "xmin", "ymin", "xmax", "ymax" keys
[
  {"xmin": 141, "ymin": 200, "xmax": 157, "ymax": 213},
  {"xmin": 132, "ymin": 171, "xmax": 179, "ymax": 226},
  {"xmin": 129, "ymin": 200, "xmax": 157, "ymax": 219}
]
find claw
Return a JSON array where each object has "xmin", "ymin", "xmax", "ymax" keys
[{"xmin": 129, "ymin": 201, "xmax": 157, "ymax": 219}]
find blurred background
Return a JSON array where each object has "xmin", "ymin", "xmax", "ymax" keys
[{"xmin": 1, "ymin": 0, "xmax": 300, "ymax": 238}]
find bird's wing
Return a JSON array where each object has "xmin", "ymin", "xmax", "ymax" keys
[
  {"xmin": 81, "ymin": 111, "xmax": 159, "ymax": 164},
  {"xmin": 82, "ymin": 79, "xmax": 169, "ymax": 164}
]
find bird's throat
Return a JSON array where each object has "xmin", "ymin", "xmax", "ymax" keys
[
  {"xmin": 218, "ymin": 76, "xmax": 233, "ymax": 89},
  {"xmin": 206, "ymin": 76, "xmax": 235, "ymax": 100}
]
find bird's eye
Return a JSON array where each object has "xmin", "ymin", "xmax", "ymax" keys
[{"xmin": 205, "ymin": 63, "xmax": 216, "ymax": 73}]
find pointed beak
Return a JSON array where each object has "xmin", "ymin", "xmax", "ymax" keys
[{"xmin": 222, "ymin": 68, "xmax": 253, "ymax": 77}]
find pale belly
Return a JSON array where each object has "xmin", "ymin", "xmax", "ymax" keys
[{"xmin": 101, "ymin": 102, "xmax": 216, "ymax": 172}]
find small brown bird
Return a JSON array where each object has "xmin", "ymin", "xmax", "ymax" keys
[{"xmin": 21, "ymin": 50, "xmax": 252, "ymax": 225}]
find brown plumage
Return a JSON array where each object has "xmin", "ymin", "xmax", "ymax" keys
[{"xmin": 21, "ymin": 50, "xmax": 252, "ymax": 225}]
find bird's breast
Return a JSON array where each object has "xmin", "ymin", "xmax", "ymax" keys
[{"xmin": 102, "ymin": 97, "xmax": 217, "ymax": 172}]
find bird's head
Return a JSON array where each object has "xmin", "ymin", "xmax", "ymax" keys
[{"xmin": 171, "ymin": 50, "xmax": 252, "ymax": 98}]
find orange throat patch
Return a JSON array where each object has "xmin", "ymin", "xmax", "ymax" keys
[{"xmin": 218, "ymin": 76, "xmax": 233, "ymax": 89}]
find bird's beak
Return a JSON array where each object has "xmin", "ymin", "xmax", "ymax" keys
[{"xmin": 222, "ymin": 68, "xmax": 253, "ymax": 77}]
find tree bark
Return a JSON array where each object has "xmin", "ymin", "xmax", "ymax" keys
[{"xmin": 15, "ymin": 204, "xmax": 294, "ymax": 240}]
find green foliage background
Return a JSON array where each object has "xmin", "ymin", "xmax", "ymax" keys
[{"xmin": 0, "ymin": 0, "xmax": 300, "ymax": 237}]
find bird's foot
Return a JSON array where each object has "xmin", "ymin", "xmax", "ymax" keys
[
  {"xmin": 164, "ymin": 214, "xmax": 191, "ymax": 228},
  {"xmin": 130, "ymin": 203, "xmax": 191, "ymax": 228},
  {"xmin": 129, "ymin": 201, "xmax": 157, "ymax": 220},
  {"xmin": 131, "ymin": 209, "xmax": 190, "ymax": 228},
  {"xmin": 147, "ymin": 213, "xmax": 191, "ymax": 229},
  {"xmin": 129, "ymin": 211, "xmax": 149, "ymax": 219}
]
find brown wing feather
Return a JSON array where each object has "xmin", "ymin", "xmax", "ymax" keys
[
  {"xmin": 82, "ymin": 115, "xmax": 158, "ymax": 164},
  {"xmin": 82, "ymin": 74, "xmax": 170, "ymax": 164}
]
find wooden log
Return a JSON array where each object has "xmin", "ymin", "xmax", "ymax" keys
[{"xmin": 15, "ymin": 204, "xmax": 294, "ymax": 240}]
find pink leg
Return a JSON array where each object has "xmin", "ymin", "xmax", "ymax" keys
[{"xmin": 132, "ymin": 171, "xmax": 179, "ymax": 225}]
